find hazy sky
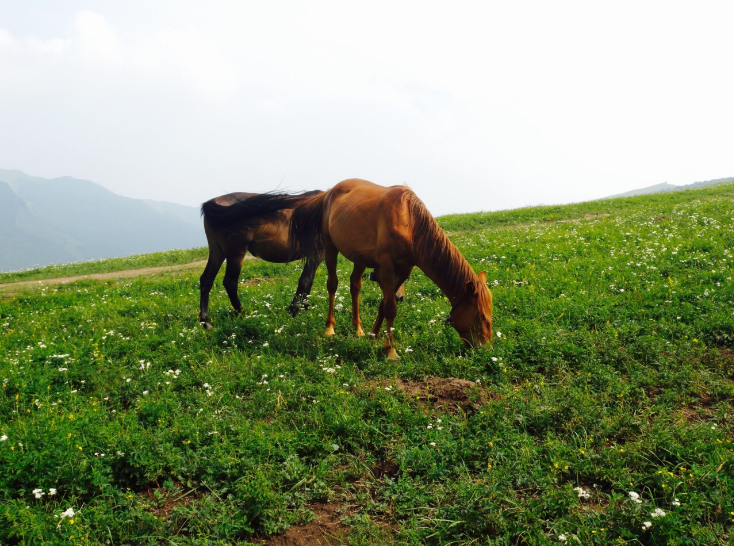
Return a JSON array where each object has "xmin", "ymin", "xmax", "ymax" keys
[{"xmin": 1, "ymin": 1, "xmax": 733, "ymax": 216}]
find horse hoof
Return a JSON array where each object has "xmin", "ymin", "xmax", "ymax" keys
[
  {"xmin": 201, "ymin": 321, "xmax": 213, "ymax": 331},
  {"xmin": 386, "ymin": 347, "xmax": 399, "ymax": 360},
  {"xmin": 287, "ymin": 305, "xmax": 300, "ymax": 317},
  {"xmin": 324, "ymin": 326, "xmax": 336, "ymax": 336},
  {"xmin": 355, "ymin": 327, "xmax": 365, "ymax": 337}
]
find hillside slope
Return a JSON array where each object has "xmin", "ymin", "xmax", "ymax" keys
[
  {"xmin": 1, "ymin": 182, "xmax": 732, "ymax": 545},
  {"xmin": 606, "ymin": 176, "xmax": 734, "ymax": 198},
  {"xmin": 0, "ymin": 169, "xmax": 205, "ymax": 272}
]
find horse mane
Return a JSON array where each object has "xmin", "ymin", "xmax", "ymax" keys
[
  {"xmin": 201, "ymin": 190, "xmax": 323, "ymax": 230},
  {"xmin": 406, "ymin": 191, "xmax": 478, "ymax": 304}
]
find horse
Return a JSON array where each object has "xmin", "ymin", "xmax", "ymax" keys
[
  {"xmin": 290, "ymin": 178, "xmax": 493, "ymax": 359},
  {"xmin": 198, "ymin": 190, "xmax": 406, "ymax": 331},
  {"xmin": 198, "ymin": 190, "xmax": 323, "ymax": 330}
]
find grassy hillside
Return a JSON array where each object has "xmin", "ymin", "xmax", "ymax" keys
[{"xmin": 1, "ymin": 184, "xmax": 733, "ymax": 545}]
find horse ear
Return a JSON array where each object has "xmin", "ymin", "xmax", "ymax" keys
[
  {"xmin": 465, "ymin": 280, "xmax": 478, "ymax": 298},
  {"xmin": 477, "ymin": 271, "xmax": 487, "ymax": 284}
]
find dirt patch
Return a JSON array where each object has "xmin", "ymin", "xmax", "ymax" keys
[
  {"xmin": 241, "ymin": 276, "xmax": 281, "ymax": 287},
  {"xmin": 141, "ymin": 483, "xmax": 200, "ymax": 520},
  {"xmin": 0, "ymin": 260, "xmax": 211, "ymax": 293},
  {"xmin": 262, "ymin": 503, "xmax": 351, "ymax": 546},
  {"xmin": 372, "ymin": 458, "xmax": 399, "ymax": 479},
  {"xmin": 370, "ymin": 376, "xmax": 495, "ymax": 413},
  {"xmin": 680, "ymin": 393, "xmax": 717, "ymax": 423},
  {"xmin": 718, "ymin": 348, "xmax": 734, "ymax": 373}
]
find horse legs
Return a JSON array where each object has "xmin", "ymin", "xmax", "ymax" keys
[
  {"xmin": 369, "ymin": 300, "xmax": 385, "ymax": 340},
  {"xmin": 375, "ymin": 266, "xmax": 413, "ymax": 360},
  {"xmin": 370, "ymin": 268, "xmax": 406, "ymax": 302},
  {"xmin": 350, "ymin": 264, "xmax": 367, "ymax": 336},
  {"xmin": 324, "ymin": 245, "xmax": 339, "ymax": 336},
  {"xmin": 288, "ymin": 256, "xmax": 319, "ymax": 317},
  {"xmin": 199, "ymin": 241, "xmax": 226, "ymax": 331},
  {"xmin": 222, "ymin": 253, "xmax": 246, "ymax": 316}
]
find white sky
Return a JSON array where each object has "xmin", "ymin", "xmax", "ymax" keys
[{"xmin": 1, "ymin": 1, "xmax": 733, "ymax": 216}]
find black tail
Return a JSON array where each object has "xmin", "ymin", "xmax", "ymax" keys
[
  {"xmin": 289, "ymin": 192, "xmax": 327, "ymax": 263},
  {"xmin": 201, "ymin": 191, "xmax": 322, "ymax": 230}
]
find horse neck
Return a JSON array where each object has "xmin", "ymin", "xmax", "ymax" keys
[{"xmin": 413, "ymin": 227, "xmax": 477, "ymax": 307}]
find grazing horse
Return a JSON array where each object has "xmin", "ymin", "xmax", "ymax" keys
[
  {"xmin": 198, "ymin": 191, "xmax": 323, "ymax": 330},
  {"xmin": 198, "ymin": 190, "xmax": 406, "ymax": 331},
  {"xmin": 290, "ymin": 178, "xmax": 493, "ymax": 359}
]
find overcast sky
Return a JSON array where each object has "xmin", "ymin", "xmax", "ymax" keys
[{"xmin": 1, "ymin": 1, "xmax": 733, "ymax": 216}]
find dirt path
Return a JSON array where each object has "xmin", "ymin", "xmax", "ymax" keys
[{"xmin": 0, "ymin": 260, "xmax": 213, "ymax": 293}]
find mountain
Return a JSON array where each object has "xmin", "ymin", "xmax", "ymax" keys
[
  {"xmin": 606, "ymin": 177, "xmax": 734, "ymax": 199},
  {"xmin": 0, "ymin": 169, "xmax": 205, "ymax": 272}
]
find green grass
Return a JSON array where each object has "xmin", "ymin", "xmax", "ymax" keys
[
  {"xmin": 1, "ymin": 185, "xmax": 733, "ymax": 545},
  {"xmin": 0, "ymin": 248, "xmax": 208, "ymax": 284}
]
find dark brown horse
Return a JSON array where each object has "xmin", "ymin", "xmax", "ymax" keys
[
  {"xmin": 198, "ymin": 190, "xmax": 406, "ymax": 330},
  {"xmin": 291, "ymin": 178, "xmax": 493, "ymax": 359},
  {"xmin": 198, "ymin": 191, "xmax": 323, "ymax": 330}
]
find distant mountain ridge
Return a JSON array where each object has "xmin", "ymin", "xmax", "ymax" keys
[
  {"xmin": 0, "ymin": 169, "xmax": 205, "ymax": 272},
  {"xmin": 606, "ymin": 177, "xmax": 734, "ymax": 199}
]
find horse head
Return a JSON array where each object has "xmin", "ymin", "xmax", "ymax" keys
[{"xmin": 447, "ymin": 271, "xmax": 493, "ymax": 347}]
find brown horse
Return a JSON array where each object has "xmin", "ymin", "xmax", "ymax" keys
[
  {"xmin": 198, "ymin": 190, "xmax": 405, "ymax": 330},
  {"xmin": 198, "ymin": 191, "xmax": 323, "ymax": 330},
  {"xmin": 290, "ymin": 178, "xmax": 493, "ymax": 359}
]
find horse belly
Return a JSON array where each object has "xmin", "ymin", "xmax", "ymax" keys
[{"xmin": 248, "ymin": 242, "xmax": 292, "ymax": 263}]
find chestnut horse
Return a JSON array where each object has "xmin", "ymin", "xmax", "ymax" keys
[
  {"xmin": 290, "ymin": 179, "xmax": 492, "ymax": 359},
  {"xmin": 198, "ymin": 191, "xmax": 323, "ymax": 330},
  {"xmin": 198, "ymin": 190, "xmax": 405, "ymax": 331}
]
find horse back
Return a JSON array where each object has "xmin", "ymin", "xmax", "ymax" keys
[{"xmin": 323, "ymin": 179, "xmax": 414, "ymax": 266}]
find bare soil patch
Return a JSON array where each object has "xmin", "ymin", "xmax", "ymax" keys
[
  {"xmin": 369, "ymin": 376, "xmax": 495, "ymax": 413},
  {"xmin": 680, "ymin": 393, "xmax": 717, "ymax": 423},
  {"xmin": 262, "ymin": 502, "xmax": 351, "ymax": 546},
  {"xmin": 141, "ymin": 483, "xmax": 200, "ymax": 520},
  {"xmin": 0, "ymin": 260, "xmax": 210, "ymax": 294}
]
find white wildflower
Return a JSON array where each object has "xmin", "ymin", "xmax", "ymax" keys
[
  {"xmin": 574, "ymin": 486, "xmax": 590, "ymax": 499},
  {"xmin": 642, "ymin": 521, "xmax": 652, "ymax": 530},
  {"xmin": 672, "ymin": 498, "xmax": 680, "ymax": 506},
  {"xmin": 651, "ymin": 508, "xmax": 666, "ymax": 518},
  {"xmin": 629, "ymin": 491, "xmax": 642, "ymax": 504},
  {"xmin": 60, "ymin": 507, "xmax": 75, "ymax": 519}
]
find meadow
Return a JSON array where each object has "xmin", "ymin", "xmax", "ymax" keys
[{"xmin": 1, "ymin": 184, "xmax": 733, "ymax": 545}]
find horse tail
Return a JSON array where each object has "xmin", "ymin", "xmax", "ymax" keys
[
  {"xmin": 289, "ymin": 191, "xmax": 327, "ymax": 262},
  {"xmin": 200, "ymin": 192, "xmax": 316, "ymax": 230}
]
